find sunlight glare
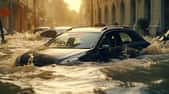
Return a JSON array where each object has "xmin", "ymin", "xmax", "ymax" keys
[{"xmin": 64, "ymin": 0, "xmax": 81, "ymax": 12}]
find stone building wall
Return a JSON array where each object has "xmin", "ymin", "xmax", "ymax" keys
[{"xmin": 82, "ymin": 0, "xmax": 168, "ymax": 36}]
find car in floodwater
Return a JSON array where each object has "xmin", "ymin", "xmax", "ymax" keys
[
  {"xmin": 33, "ymin": 26, "xmax": 50, "ymax": 33},
  {"xmin": 15, "ymin": 26, "xmax": 150, "ymax": 66},
  {"xmin": 39, "ymin": 26, "xmax": 72, "ymax": 38}
]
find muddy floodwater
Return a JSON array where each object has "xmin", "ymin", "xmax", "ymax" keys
[{"xmin": 0, "ymin": 34, "xmax": 169, "ymax": 94}]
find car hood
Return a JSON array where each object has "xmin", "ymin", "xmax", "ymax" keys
[
  {"xmin": 38, "ymin": 48, "xmax": 90, "ymax": 59},
  {"xmin": 16, "ymin": 48, "xmax": 90, "ymax": 66}
]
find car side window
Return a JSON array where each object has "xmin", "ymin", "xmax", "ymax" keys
[
  {"xmin": 119, "ymin": 32, "xmax": 132, "ymax": 43},
  {"xmin": 99, "ymin": 31, "xmax": 122, "ymax": 48}
]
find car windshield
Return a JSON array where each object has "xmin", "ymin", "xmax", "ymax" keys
[{"xmin": 49, "ymin": 28, "xmax": 101, "ymax": 49}]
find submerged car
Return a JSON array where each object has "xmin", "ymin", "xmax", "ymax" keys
[
  {"xmin": 33, "ymin": 26, "xmax": 50, "ymax": 33},
  {"xmin": 15, "ymin": 27, "xmax": 150, "ymax": 66},
  {"xmin": 39, "ymin": 26, "xmax": 72, "ymax": 38}
]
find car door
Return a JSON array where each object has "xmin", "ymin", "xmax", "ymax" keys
[
  {"xmin": 118, "ymin": 31, "xmax": 139, "ymax": 57},
  {"xmin": 119, "ymin": 31, "xmax": 133, "ymax": 47}
]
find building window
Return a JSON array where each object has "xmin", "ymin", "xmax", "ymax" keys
[
  {"xmin": 120, "ymin": 1, "xmax": 125, "ymax": 25},
  {"xmin": 164, "ymin": 0, "xmax": 169, "ymax": 29},
  {"xmin": 98, "ymin": 7, "xmax": 101, "ymax": 24},
  {"xmin": 104, "ymin": 5, "xmax": 109, "ymax": 24},
  {"xmin": 144, "ymin": 0, "xmax": 151, "ymax": 22},
  {"xmin": 131, "ymin": 0, "xmax": 136, "ymax": 25},
  {"xmin": 112, "ymin": 4, "xmax": 116, "ymax": 24}
]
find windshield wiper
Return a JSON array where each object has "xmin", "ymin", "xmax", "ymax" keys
[{"xmin": 44, "ymin": 29, "xmax": 71, "ymax": 47}]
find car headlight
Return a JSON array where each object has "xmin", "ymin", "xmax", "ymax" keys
[
  {"xmin": 61, "ymin": 57, "xmax": 79, "ymax": 65},
  {"xmin": 60, "ymin": 53, "xmax": 85, "ymax": 65}
]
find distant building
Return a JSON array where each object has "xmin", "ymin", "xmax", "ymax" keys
[
  {"xmin": 0, "ymin": 0, "xmax": 9, "ymax": 29},
  {"xmin": 15, "ymin": 0, "xmax": 46, "ymax": 32},
  {"xmin": 81, "ymin": 0, "xmax": 169, "ymax": 36},
  {"xmin": 0, "ymin": 0, "xmax": 46, "ymax": 32}
]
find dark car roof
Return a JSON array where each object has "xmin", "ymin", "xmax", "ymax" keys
[
  {"xmin": 68, "ymin": 26, "xmax": 132, "ymax": 33},
  {"xmin": 68, "ymin": 26, "xmax": 144, "ymax": 41},
  {"xmin": 67, "ymin": 27, "xmax": 105, "ymax": 33}
]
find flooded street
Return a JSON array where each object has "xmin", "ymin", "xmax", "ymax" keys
[
  {"xmin": 0, "ymin": 56, "xmax": 169, "ymax": 94},
  {"xmin": 0, "ymin": 0, "xmax": 169, "ymax": 94},
  {"xmin": 0, "ymin": 34, "xmax": 169, "ymax": 94}
]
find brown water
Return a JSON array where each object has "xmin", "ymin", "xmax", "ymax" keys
[{"xmin": 0, "ymin": 55, "xmax": 169, "ymax": 94}]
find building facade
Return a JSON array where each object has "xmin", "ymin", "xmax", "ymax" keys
[
  {"xmin": 0, "ymin": 0, "xmax": 9, "ymax": 29},
  {"xmin": 14, "ymin": 0, "xmax": 46, "ymax": 32},
  {"xmin": 82, "ymin": 0, "xmax": 169, "ymax": 36},
  {"xmin": 0, "ymin": 0, "xmax": 46, "ymax": 32}
]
